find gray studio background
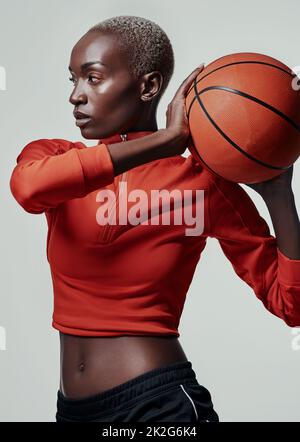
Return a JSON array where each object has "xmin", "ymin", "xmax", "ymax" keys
[{"xmin": 1, "ymin": 0, "xmax": 300, "ymax": 422}]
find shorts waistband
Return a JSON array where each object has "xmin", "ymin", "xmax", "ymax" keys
[{"xmin": 57, "ymin": 360, "xmax": 197, "ymax": 419}]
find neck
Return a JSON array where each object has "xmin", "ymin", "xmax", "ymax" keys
[{"xmin": 124, "ymin": 122, "xmax": 158, "ymax": 133}]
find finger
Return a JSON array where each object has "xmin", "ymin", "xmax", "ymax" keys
[
  {"xmin": 181, "ymin": 65, "xmax": 204, "ymax": 91},
  {"xmin": 175, "ymin": 64, "xmax": 204, "ymax": 98}
]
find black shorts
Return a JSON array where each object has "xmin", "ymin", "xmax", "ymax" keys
[{"xmin": 56, "ymin": 360, "xmax": 219, "ymax": 422}]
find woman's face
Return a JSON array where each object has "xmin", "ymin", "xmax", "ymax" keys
[{"xmin": 68, "ymin": 31, "xmax": 145, "ymax": 139}]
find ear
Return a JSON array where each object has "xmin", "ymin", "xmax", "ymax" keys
[{"xmin": 140, "ymin": 71, "xmax": 163, "ymax": 102}]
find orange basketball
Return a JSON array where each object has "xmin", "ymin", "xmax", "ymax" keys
[{"xmin": 185, "ymin": 52, "xmax": 300, "ymax": 183}]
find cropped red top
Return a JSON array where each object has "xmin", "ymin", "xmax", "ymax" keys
[{"xmin": 9, "ymin": 130, "xmax": 300, "ymax": 336}]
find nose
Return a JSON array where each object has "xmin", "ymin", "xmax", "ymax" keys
[{"xmin": 69, "ymin": 82, "xmax": 87, "ymax": 105}]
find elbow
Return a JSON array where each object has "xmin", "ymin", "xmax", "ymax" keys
[
  {"xmin": 282, "ymin": 313, "xmax": 300, "ymax": 328},
  {"xmin": 9, "ymin": 172, "xmax": 43, "ymax": 214},
  {"xmin": 259, "ymin": 287, "xmax": 300, "ymax": 327},
  {"xmin": 278, "ymin": 289, "xmax": 300, "ymax": 328},
  {"xmin": 260, "ymin": 278, "xmax": 300, "ymax": 327},
  {"xmin": 272, "ymin": 303, "xmax": 300, "ymax": 327}
]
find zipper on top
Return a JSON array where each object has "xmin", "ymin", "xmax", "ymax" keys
[{"xmin": 99, "ymin": 133, "xmax": 128, "ymax": 243}]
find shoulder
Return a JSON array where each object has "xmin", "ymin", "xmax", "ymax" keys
[
  {"xmin": 207, "ymin": 170, "xmax": 255, "ymax": 211},
  {"xmin": 168, "ymin": 152, "xmax": 218, "ymax": 187},
  {"xmin": 16, "ymin": 138, "xmax": 86, "ymax": 163}
]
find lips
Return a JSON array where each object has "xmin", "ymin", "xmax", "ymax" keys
[
  {"xmin": 73, "ymin": 110, "xmax": 90, "ymax": 119},
  {"xmin": 73, "ymin": 110, "xmax": 92, "ymax": 128},
  {"xmin": 75, "ymin": 117, "xmax": 91, "ymax": 128}
]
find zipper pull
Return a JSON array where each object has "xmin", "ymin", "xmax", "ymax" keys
[{"xmin": 119, "ymin": 134, "xmax": 128, "ymax": 182}]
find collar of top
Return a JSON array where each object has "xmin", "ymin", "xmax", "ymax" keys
[{"xmin": 98, "ymin": 130, "xmax": 155, "ymax": 145}]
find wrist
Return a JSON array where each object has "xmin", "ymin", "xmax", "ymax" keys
[
  {"xmin": 106, "ymin": 128, "xmax": 186, "ymax": 175},
  {"xmin": 262, "ymin": 187, "xmax": 295, "ymax": 205},
  {"xmin": 156, "ymin": 129, "xmax": 186, "ymax": 155}
]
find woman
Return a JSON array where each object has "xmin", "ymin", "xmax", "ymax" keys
[{"xmin": 9, "ymin": 16, "xmax": 300, "ymax": 423}]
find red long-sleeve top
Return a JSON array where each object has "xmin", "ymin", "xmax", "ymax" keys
[{"xmin": 9, "ymin": 130, "xmax": 300, "ymax": 336}]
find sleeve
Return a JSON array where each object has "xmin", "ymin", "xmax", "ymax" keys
[
  {"xmin": 9, "ymin": 138, "xmax": 115, "ymax": 214},
  {"xmin": 207, "ymin": 173, "xmax": 300, "ymax": 327}
]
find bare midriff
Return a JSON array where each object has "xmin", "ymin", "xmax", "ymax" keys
[{"xmin": 59, "ymin": 332, "xmax": 188, "ymax": 400}]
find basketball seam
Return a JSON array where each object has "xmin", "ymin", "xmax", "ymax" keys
[
  {"xmin": 200, "ymin": 85, "xmax": 300, "ymax": 135},
  {"xmin": 189, "ymin": 83, "xmax": 294, "ymax": 171},
  {"xmin": 186, "ymin": 60, "xmax": 293, "ymax": 97}
]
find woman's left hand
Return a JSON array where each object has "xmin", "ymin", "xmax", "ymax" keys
[{"xmin": 244, "ymin": 164, "xmax": 294, "ymax": 198}]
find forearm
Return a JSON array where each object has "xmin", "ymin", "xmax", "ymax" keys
[
  {"xmin": 10, "ymin": 130, "xmax": 183, "ymax": 214},
  {"xmin": 263, "ymin": 189, "xmax": 300, "ymax": 259},
  {"xmin": 106, "ymin": 129, "xmax": 184, "ymax": 175}
]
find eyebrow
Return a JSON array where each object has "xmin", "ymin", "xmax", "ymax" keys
[{"xmin": 68, "ymin": 61, "xmax": 108, "ymax": 72}]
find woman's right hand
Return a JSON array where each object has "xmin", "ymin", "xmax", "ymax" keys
[
  {"xmin": 165, "ymin": 63, "xmax": 205, "ymax": 154},
  {"xmin": 106, "ymin": 64, "xmax": 204, "ymax": 174}
]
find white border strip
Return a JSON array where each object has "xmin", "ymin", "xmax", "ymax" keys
[{"xmin": 180, "ymin": 384, "xmax": 198, "ymax": 421}]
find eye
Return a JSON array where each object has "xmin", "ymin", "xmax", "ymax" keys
[
  {"xmin": 87, "ymin": 75, "xmax": 101, "ymax": 84},
  {"xmin": 68, "ymin": 75, "xmax": 101, "ymax": 85}
]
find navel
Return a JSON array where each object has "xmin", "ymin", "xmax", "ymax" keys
[{"xmin": 78, "ymin": 362, "xmax": 85, "ymax": 372}]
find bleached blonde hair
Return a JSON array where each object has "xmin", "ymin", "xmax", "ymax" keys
[{"xmin": 88, "ymin": 15, "xmax": 175, "ymax": 100}]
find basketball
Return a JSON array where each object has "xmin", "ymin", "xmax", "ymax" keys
[{"xmin": 185, "ymin": 52, "xmax": 300, "ymax": 183}]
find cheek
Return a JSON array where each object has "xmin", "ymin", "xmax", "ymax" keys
[
  {"xmin": 93, "ymin": 82, "xmax": 140, "ymax": 121},
  {"xmin": 111, "ymin": 99, "xmax": 139, "ymax": 122}
]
